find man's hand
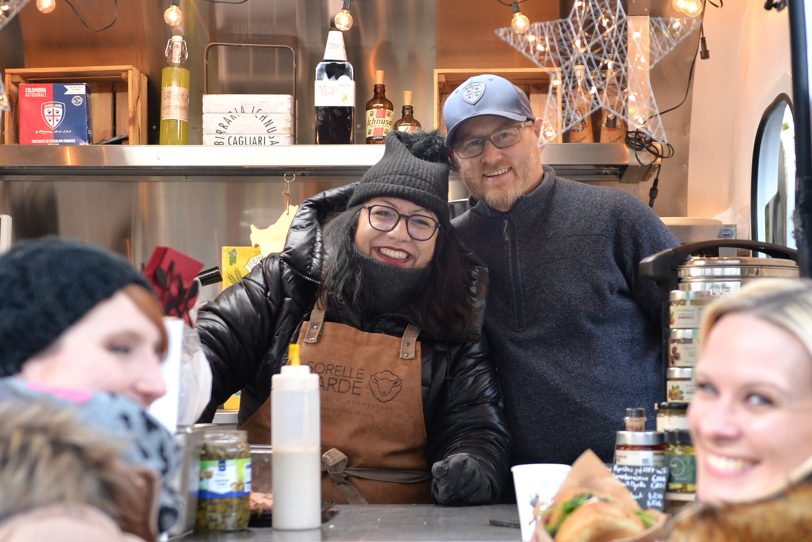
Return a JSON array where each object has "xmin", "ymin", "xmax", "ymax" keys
[{"xmin": 431, "ymin": 453, "xmax": 492, "ymax": 505}]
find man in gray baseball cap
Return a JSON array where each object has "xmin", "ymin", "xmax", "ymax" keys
[{"xmin": 443, "ymin": 74, "xmax": 677, "ymax": 470}]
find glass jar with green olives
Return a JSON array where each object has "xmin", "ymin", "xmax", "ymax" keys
[{"xmin": 196, "ymin": 429, "xmax": 252, "ymax": 531}]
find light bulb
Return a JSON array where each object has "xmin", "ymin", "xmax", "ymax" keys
[
  {"xmin": 510, "ymin": 2, "xmax": 529, "ymax": 34},
  {"xmin": 673, "ymin": 0, "xmax": 702, "ymax": 17},
  {"xmin": 164, "ymin": 3, "xmax": 183, "ymax": 27},
  {"xmin": 334, "ymin": 8, "xmax": 353, "ymax": 31},
  {"xmin": 36, "ymin": 0, "xmax": 55, "ymax": 14}
]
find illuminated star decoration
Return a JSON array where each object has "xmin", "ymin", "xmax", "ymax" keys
[{"xmin": 495, "ymin": 0, "xmax": 700, "ymax": 144}]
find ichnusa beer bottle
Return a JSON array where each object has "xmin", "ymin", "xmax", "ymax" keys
[{"xmin": 365, "ymin": 69, "xmax": 393, "ymax": 144}]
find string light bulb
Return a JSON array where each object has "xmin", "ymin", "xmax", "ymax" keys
[
  {"xmin": 164, "ymin": 0, "xmax": 183, "ymax": 27},
  {"xmin": 510, "ymin": 2, "xmax": 529, "ymax": 34},
  {"xmin": 334, "ymin": 0, "xmax": 353, "ymax": 31},
  {"xmin": 672, "ymin": 0, "xmax": 703, "ymax": 17},
  {"xmin": 36, "ymin": 0, "xmax": 56, "ymax": 14}
]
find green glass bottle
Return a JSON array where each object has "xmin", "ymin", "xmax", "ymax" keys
[{"xmin": 160, "ymin": 35, "xmax": 190, "ymax": 145}]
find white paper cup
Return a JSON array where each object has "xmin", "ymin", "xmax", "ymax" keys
[{"xmin": 511, "ymin": 463, "xmax": 572, "ymax": 541}]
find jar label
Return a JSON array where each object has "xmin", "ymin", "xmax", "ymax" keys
[
  {"xmin": 670, "ymin": 305, "xmax": 704, "ymax": 328},
  {"xmin": 667, "ymin": 453, "xmax": 697, "ymax": 491},
  {"xmin": 667, "ymin": 379, "xmax": 696, "ymax": 402},
  {"xmin": 615, "ymin": 449, "xmax": 666, "ymax": 467},
  {"xmin": 669, "ymin": 336, "xmax": 699, "ymax": 367},
  {"xmin": 656, "ymin": 414, "xmax": 690, "ymax": 432},
  {"xmin": 199, "ymin": 458, "xmax": 252, "ymax": 499},
  {"xmin": 315, "ymin": 78, "xmax": 355, "ymax": 107}
]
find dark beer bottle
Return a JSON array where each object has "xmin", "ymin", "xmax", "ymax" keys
[
  {"xmin": 314, "ymin": 29, "xmax": 355, "ymax": 144},
  {"xmin": 394, "ymin": 90, "xmax": 422, "ymax": 133}
]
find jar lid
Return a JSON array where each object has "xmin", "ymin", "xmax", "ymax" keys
[
  {"xmin": 657, "ymin": 401, "xmax": 689, "ymax": 412},
  {"xmin": 625, "ymin": 407, "xmax": 647, "ymax": 418},
  {"xmin": 679, "ymin": 256, "xmax": 798, "ymax": 271},
  {"xmin": 615, "ymin": 430, "xmax": 665, "ymax": 446},
  {"xmin": 669, "ymin": 328, "xmax": 700, "ymax": 339},
  {"xmin": 674, "ymin": 429, "xmax": 693, "ymax": 444},
  {"xmin": 667, "ymin": 367, "xmax": 694, "ymax": 379},
  {"xmin": 202, "ymin": 428, "xmax": 248, "ymax": 442},
  {"xmin": 669, "ymin": 290, "xmax": 714, "ymax": 302}
]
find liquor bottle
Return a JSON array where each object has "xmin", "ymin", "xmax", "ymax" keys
[
  {"xmin": 365, "ymin": 69, "xmax": 394, "ymax": 144},
  {"xmin": 567, "ymin": 64, "xmax": 594, "ymax": 143},
  {"xmin": 159, "ymin": 35, "xmax": 190, "ymax": 145},
  {"xmin": 600, "ymin": 63, "xmax": 627, "ymax": 143},
  {"xmin": 394, "ymin": 90, "xmax": 422, "ymax": 133},
  {"xmin": 315, "ymin": 29, "xmax": 355, "ymax": 144}
]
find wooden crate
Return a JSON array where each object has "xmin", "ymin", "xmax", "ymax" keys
[
  {"xmin": 433, "ymin": 67, "xmax": 563, "ymax": 139},
  {"xmin": 3, "ymin": 65, "xmax": 148, "ymax": 145}
]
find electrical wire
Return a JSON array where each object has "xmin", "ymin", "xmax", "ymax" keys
[
  {"xmin": 495, "ymin": 0, "xmax": 526, "ymax": 5},
  {"xmin": 63, "ymin": 0, "xmax": 117, "ymax": 32}
]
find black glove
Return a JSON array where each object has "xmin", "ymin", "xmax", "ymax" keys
[{"xmin": 431, "ymin": 453, "xmax": 493, "ymax": 506}]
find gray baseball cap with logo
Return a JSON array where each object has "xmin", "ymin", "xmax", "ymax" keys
[{"xmin": 442, "ymin": 74, "xmax": 535, "ymax": 147}]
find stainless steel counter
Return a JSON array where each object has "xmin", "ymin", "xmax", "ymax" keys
[{"xmin": 183, "ymin": 504, "xmax": 521, "ymax": 542}]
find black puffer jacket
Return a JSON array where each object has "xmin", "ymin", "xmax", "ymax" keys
[{"xmin": 196, "ymin": 184, "xmax": 512, "ymax": 502}]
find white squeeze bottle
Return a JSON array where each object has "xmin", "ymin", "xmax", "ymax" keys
[{"xmin": 272, "ymin": 344, "xmax": 321, "ymax": 530}]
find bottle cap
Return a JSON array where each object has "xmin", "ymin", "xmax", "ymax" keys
[
  {"xmin": 403, "ymin": 90, "xmax": 413, "ymax": 106},
  {"xmin": 375, "ymin": 69, "xmax": 385, "ymax": 85},
  {"xmin": 324, "ymin": 30, "xmax": 348, "ymax": 61},
  {"xmin": 289, "ymin": 343, "xmax": 301, "ymax": 366}
]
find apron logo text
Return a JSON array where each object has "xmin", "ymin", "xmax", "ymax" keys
[{"xmin": 307, "ymin": 361, "xmax": 365, "ymax": 395}]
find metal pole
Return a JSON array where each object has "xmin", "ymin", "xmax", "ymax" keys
[{"xmin": 787, "ymin": 0, "xmax": 812, "ymax": 276}]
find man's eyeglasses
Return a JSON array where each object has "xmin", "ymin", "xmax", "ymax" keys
[
  {"xmin": 452, "ymin": 120, "xmax": 534, "ymax": 159},
  {"xmin": 364, "ymin": 205, "xmax": 440, "ymax": 241}
]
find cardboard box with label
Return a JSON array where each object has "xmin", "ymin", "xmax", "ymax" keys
[{"xmin": 18, "ymin": 83, "xmax": 92, "ymax": 145}]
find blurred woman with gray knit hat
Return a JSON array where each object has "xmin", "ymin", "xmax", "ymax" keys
[{"xmin": 197, "ymin": 130, "xmax": 511, "ymax": 506}]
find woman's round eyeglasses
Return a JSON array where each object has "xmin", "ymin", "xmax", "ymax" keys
[{"xmin": 364, "ymin": 204, "xmax": 440, "ymax": 241}]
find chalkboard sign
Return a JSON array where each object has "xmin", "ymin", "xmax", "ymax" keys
[{"xmin": 612, "ymin": 464, "xmax": 669, "ymax": 510}]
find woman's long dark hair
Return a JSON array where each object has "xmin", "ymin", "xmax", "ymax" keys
[{"xmin": 318, "ymin": 205, "xmax": 476, "ymax": 340}]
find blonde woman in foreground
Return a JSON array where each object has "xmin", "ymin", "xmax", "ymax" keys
[{"xmin": 667, "ymin": 278, "xmax": 812, "ymax": 540}]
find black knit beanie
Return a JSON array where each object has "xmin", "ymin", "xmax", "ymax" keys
[
  {"xmin": 348, "ymin": 131, "xmax": 451, "ymax": 224},
  {"xmin": 0, "ymin": 237, "xmax": 152, "ymax": 376}
]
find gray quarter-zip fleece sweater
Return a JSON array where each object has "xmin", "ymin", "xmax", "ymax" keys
[{"xmin": 452, "ymin": 166, "xmax": 678, "ymax": 465}]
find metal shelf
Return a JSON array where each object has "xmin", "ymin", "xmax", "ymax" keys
[{"xmin": 0, "ymin": 142, "xmax": 654, "ymax": 182}]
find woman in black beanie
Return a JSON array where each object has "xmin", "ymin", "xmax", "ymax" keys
[{"xmin": 197, "ymin": 130, "xmax": 511, "ymax": 506}]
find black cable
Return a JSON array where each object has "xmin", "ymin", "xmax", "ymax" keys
[
  {"xmin": 648, "ymin": 163, "xmax": 662, "ymax": 208},
  {"xmin": 63, "ymin": 0, "xmax": 118, "ymax": 32},
  {"xmin": 496, "ymin": 0, "xmax": 526, "ymax": 5}
]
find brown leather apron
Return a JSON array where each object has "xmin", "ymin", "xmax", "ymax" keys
[{"xmin": 240, "ymin": 307, "xmax": 432, "ymax": 504}]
